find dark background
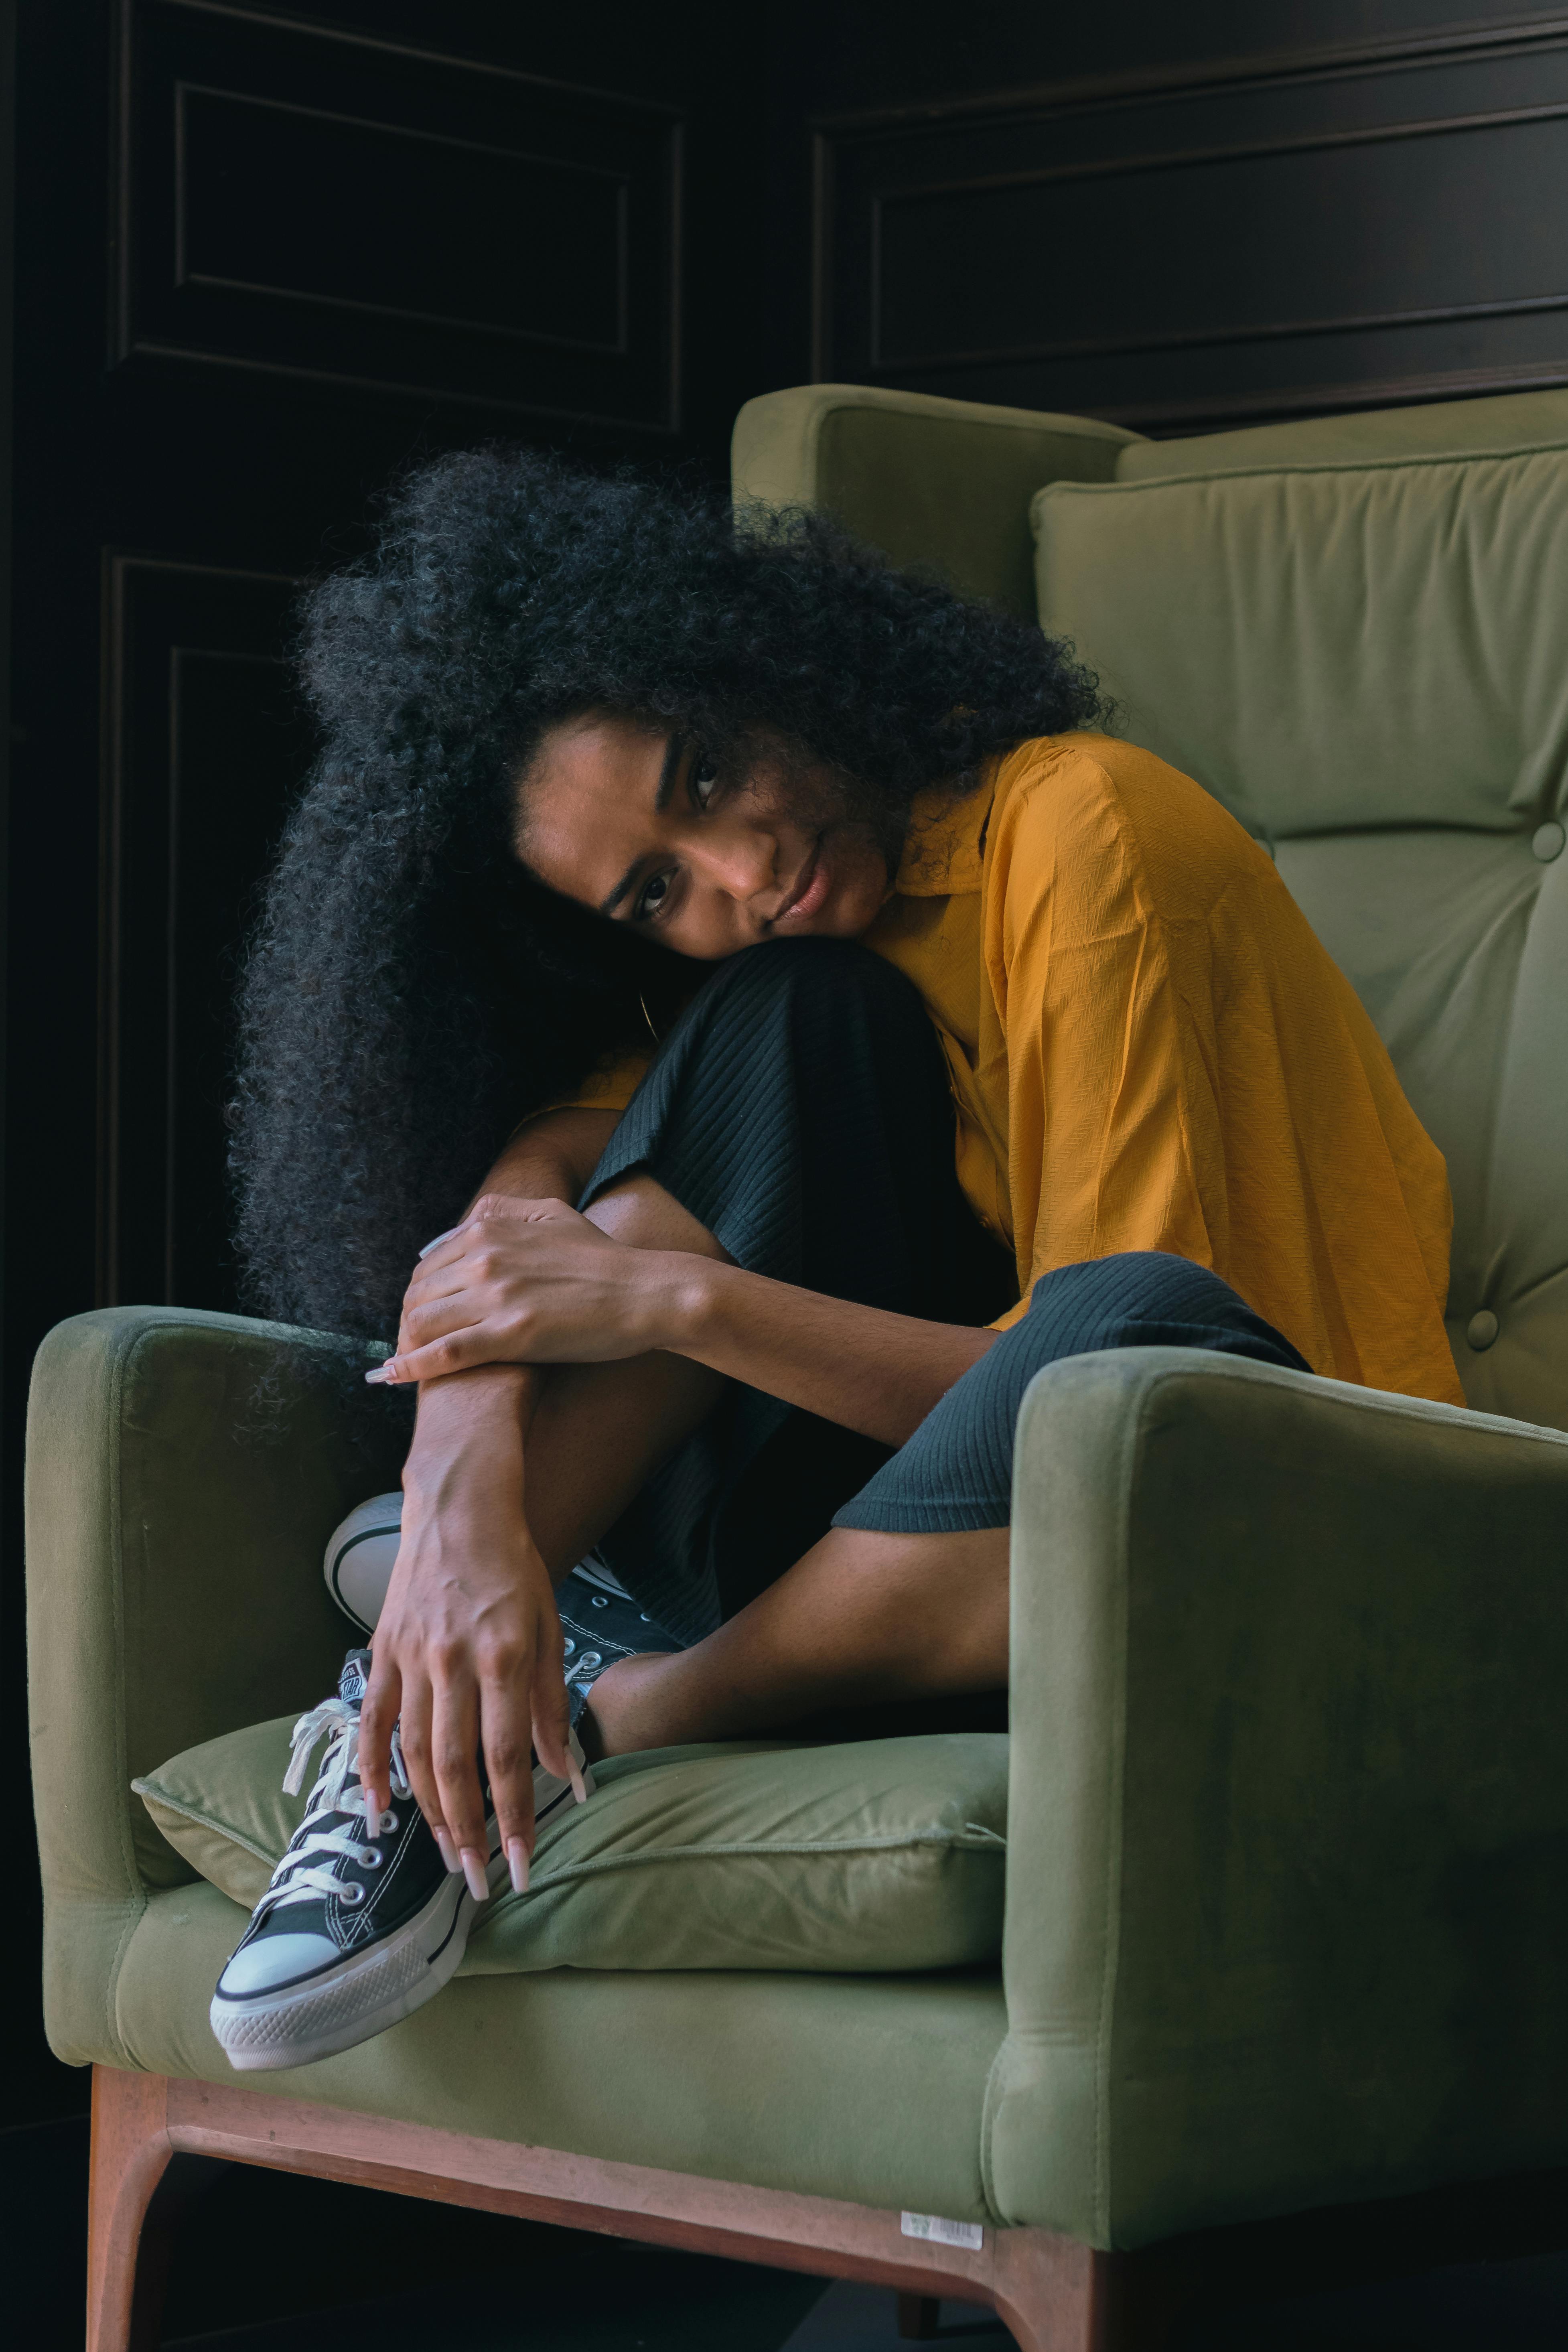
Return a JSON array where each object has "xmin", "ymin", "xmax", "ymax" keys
[{"xmin": 4, "ymin": 0, "xmax": 1568, "ymax": 2332}]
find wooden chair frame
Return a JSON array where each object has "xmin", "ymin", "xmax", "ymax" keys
[
  {"xmin": 87, "ymin": 2063, "xmax": 1568, "ymax": 2352},
  {"xmin": 86, "ymin": 2066, "xmax": 1102, "ymax": 2352}
]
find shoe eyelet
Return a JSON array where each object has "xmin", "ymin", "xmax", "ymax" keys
[
  {"xmin": 338, "ymin": 1881, "xmax": 366, "ymax": 1906},
  {"xmin": 361, "ymin": 1847, "xmax": 383, "ymax": 1868},
  {"xmin": 562, "ymin": 1637, "xmax": 575, "ymax": 1657},
  {"xmin": 577, "ymin": 1652, "xmax": 602, "ymax": 1674},
  {"xmin": 382, "ymin": 1810, "xmax": 398, "ymax": 1833},
  {"xmin": 591, "ymin": 1595, "xmax": 609, "ymax": 1608}
]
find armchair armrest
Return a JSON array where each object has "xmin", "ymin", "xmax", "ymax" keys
[
  {"xmin": 989, "ymin": 1349, "xmax": 1568, "ymax": 2249},
  {"xmin": 26, "ymin": 1307, "xmax": 405, "ymax": 2065},
  {"xmin": 731, "ymin": 384, "xmax": 1138, "ymax": 618}
]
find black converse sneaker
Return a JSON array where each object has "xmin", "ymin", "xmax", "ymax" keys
[
  {"xmin": 559, "ymin": 1561, "xmax": 680, "ymax": 1726},
  {"xmin": 210, "ymin": 1649, "xmax": 592, "ymax": 2072}
]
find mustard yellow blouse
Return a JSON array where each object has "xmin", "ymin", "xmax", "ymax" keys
[{"xmin": 565, "ymin": 733, "xmax": 1464, "ymax": 1406}]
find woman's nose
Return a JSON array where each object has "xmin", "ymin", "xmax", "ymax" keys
[{"xmin": 687, "ymin": 823, "xmax": 776, "ymax": 900}]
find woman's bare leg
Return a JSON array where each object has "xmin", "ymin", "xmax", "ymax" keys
[{"xmin": 580, "ymin": 1524, "xmax": 1010, "ymax": 1755}]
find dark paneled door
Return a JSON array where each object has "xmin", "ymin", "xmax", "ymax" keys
[
  {"xmin": 99, "ymin": 556, "xmax": 309, "ymax": 1311},
  {"xmin": 7, "ymin": 0, "xmax": 760, "ymax": 2123}
]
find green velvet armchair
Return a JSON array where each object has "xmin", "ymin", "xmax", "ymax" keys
[{"xmin": 29, "ymin": 381, "xmax": 1568, "ymax": 2352}]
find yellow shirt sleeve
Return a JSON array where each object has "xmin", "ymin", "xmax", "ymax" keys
[{"xmin": 540, "ymin": 1047, "xmax": 651, "ymax": 1120}]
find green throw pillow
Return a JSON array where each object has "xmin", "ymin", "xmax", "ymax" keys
[{"xmin": 134, "ymin": 1719, "xmax": 1008, "ymax": 1974}]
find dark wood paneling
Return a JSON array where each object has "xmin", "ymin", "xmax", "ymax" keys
[
  {"xmin": 176, "ymin": 87, "xmax": 629, "ymax": 353},
  {"xmin": 115, "ymin": 0, "xmax": 680, "ymax": 427},
  {"xmin": 99, "ymin": 555, "xmax": 311, "ymax": 1311},
  {"xmin": 815, "ymin": 14, "xmax": 1568, "ymax": 429}
]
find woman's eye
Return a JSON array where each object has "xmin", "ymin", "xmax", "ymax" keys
[
  {"xmin": 635, "ymin": 869, "xmax": 673, "ymax": 922},
  {"xmin": 691, "ymin": 754, "xmax": 720, "ymax": 811}
]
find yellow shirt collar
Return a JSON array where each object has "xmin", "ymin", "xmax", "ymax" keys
[{"xmin": 892, "ymin": 769, "xmax": 997, "ymax": 900}]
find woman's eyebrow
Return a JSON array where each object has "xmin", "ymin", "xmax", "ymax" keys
[
  {"xmin": 653, "ymin": 730, "xmax": 688, "ymax": 814},
  {"xmin": 598, "ymin": 733, "xmax": 688, "ymax": 916}
]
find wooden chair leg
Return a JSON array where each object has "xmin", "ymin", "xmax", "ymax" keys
[
  {"xmin": 85, "ymin": 2067, "xmax": 221, "ymax": 2352},
  {"xmin": 988, "ymin": 2233, "xmax": 1107, "ymax": 2351},
  {"xmin": 87, "ymin": 2068, "xmax": 174, "ymax": 2352}
]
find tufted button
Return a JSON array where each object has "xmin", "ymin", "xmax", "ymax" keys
[
  {"xmin": 1531, "ymin": 820, "xmax": 1565, "ymax": 862},
  {"xmin": 1467, "ymin": 1309, "xmax": 1499, "ymax": 1352}
]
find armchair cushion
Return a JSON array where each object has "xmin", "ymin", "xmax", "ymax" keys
[
  {"xmin": 1033, "ymin": 435, "xmax": 1568, "ymax": 845},
  {"xmin": 135, "ymin": 1719, "xmax": 1010, "ymax": 1975},
  {"xmin": 1113, "ymin": 384, "xmax": 1568, "ymax": 481},
  {"xmin": 113, "ymin": 1881, "xmax": 1005, "ymax": 2220}
]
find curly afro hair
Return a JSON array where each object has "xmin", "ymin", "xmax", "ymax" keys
[{"xmin": 230, "ymin": 446, "xmax": 1102, "ymax": 1341}]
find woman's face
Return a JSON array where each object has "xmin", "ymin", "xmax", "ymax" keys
[{"xmin": 516, "ymin": 713, "xmax": 896, "ymax": 960}]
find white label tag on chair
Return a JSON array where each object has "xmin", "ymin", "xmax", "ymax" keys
[{"xmin": 901, "ymin": 2211, "xmax": 984, "ymax": 2250}]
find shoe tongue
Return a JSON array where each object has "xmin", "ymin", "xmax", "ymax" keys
[{"xmin": 338, "ymin": 1649, "xmax": 373, "ymax": 1707}]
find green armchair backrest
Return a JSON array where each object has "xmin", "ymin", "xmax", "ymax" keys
[{"xmin": 735, "ymin": 384, "xmax": 1568, "ymax": 1433}]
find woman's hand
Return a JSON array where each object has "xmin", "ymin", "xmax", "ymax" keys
[
  {"xmin": 356, "ymin": 1366, "xmax": 580, "ymax": 1895},
  {"xmin": 369, "ymin": 1195, "xmax": 703, "ymax": 1386}
]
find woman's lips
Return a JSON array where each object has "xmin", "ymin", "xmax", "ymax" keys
[{"xmin": 775, "ymin": 838, "xmax": 832, "ymax": 925}]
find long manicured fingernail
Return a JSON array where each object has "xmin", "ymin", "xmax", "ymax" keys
[
  {"xmin": 418, "ymin": 1226, "xmax": 459, "ymax": 1259},
  {"xmin": 460, "ymin": 1847, "xmax": 489, "ymax": 1902},
  {"xmin": 506, "ymin": 1838, "xmax": 530, "ymax": 1895},
  {"xmin": 364, "ymin": 1362, "xmax": 398, "ymax": 1386},
  {"xmin": 433, "ymin": 1827, "xmax": 459, "ymax": 1873},
  {"xmin": 567, "ymin": 1757, "xmax": 588, "ymax": 1805}
]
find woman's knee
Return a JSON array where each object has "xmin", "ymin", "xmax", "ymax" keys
[
  {"xmin": 1030, "ymin": 1250, "xmax": 1239, "ymax": 1326},
  {"xmin": 1026, "ymin": 1251, "xmax": 1310, "ymax": 1371},
  {"xmin": 686, "ymin": 934, "xmax": 927, "ymax": 1041}
]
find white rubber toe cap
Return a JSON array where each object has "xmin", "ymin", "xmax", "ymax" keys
[{"xmin": 217, "ymin": 1932, "xmax": 340, "ymax": 1998}]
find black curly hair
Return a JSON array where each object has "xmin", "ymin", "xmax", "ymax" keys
[{"xmin": 230, "ymin": 446, "xmax": 1102, "ymax": 1342}]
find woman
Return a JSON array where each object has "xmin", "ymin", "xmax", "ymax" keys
[{"xmin": 210, "ymin": 448, "xmax": 1461, "ymax": 2070}]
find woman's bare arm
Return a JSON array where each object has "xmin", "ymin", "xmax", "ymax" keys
[
  {"xmin": 357, "ymin": 1109, "xmax": 615, "ymax": 1892},
  {"xmin": 383, "ymin": 1192, "xmax": 1000, "ymax": 1448},
  {"xmin": 401, "ymin": 1104, "xmax": 618, "ymax": 1480},
  {"xmin": 665, "ymin": 1258, "xmax": 996, "ymax": 1446},
  {"xmin": 462, "ymin": 1107, "xmax": 619, "ymax": 1220}
]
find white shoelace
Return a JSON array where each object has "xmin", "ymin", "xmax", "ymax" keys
[{"xmin": 251, "ymin": 1696, "xmax": 411, "ymax": 1923}]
